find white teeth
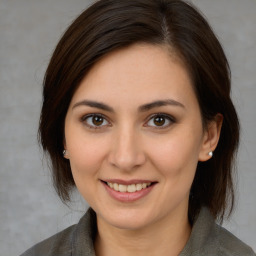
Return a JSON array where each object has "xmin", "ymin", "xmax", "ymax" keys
[
  {"xmin": 114, "ymin": 183, "xmax": 119, "ymax": 191},
  {"xmin": 119, "ymin": 184, "xmax": 127, "ymax": 192},
  {"xmin": 127, "ymin": 184, "xmax": 136, "ymax": 193},
  {"xmin": 107, "ymin": 182, "xmax": 114, "ymax": 188},
  {"xmin": 107, "ymin": 182, "xmax": 152, "ymax": 193},
  {"xmin": 136, "ymin": 184, "xmax": 142, "ymax": 191}
]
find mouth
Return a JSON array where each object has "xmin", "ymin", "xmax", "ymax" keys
[
  {"xmin": 104, "ymin": 181, "xmax": 153, "ymax": 193},
  {"xmin": 101, "ymin": 179, "xmax": 157, "ymax": 202}
]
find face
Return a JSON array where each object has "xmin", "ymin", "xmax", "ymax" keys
[{"xmin": 64, "ymin": 44, "xmax": 211, "ymax": 230}]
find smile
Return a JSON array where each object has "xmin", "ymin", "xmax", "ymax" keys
[
  {"xmin": 106, "ymin": 182, "xmax": 152, "ymax": 193},
  {"xmin": 102, "ymin": 180, "xmax": 157, "ymax": 202}
]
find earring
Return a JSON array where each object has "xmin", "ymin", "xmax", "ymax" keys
[
  {"xmin": 63, "ymin": 150, "xmax": 67, "ymax": 156},
  {"xmin": 208, "ymin": 151, "xmax": 213, "ymax": 157}
]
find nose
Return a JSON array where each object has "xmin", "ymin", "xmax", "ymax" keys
[{"xmin": 107, "ymin": 127, "xmax": 146, "ymax": 172}]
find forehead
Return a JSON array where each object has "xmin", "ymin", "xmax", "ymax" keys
[{"xmin": 70, "ymin": 43, "xmax": 196, "ymax": 108}]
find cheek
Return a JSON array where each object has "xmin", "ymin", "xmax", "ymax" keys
[
  {"xmin": 148, "ymin": 129, "xmax": 202, "ymax": 179},
  {"xmin": 148, "ymin": 133, "xmax": 202, "ymax": 207},
  {"xmin": 67, "ymin": 136, "xmax": 110, "ymax": 202},
  {"xmin": 66, "ymin": 133, "xmax": 109, "ymax": 179}
]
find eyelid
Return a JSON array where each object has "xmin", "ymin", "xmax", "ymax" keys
[
  {"xmin": 81, "ymin": 113, "xmax": 112, "ymax": 129},
  {"xmin": 144, "ymin": 113, "xmax": 176, "ymax": 129},
  {"xmin": 80, "ymin": 112, "xmax": 175, "ymax": 130}
]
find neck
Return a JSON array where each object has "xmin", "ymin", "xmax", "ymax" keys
[{"xmin": 94, "ymin": 208, "xmax": 191, "ymax": 256}]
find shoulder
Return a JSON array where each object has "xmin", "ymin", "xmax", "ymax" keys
[
  {"xmin": 20, "ymin": 208, "xmax": 97, "ymax": 256},
  {"xmin": 181, "ymin": 207, "xmax": 255, "ymax": 256},
  {"xmin": 216, "ymin": 224, "xmax": 256, "ymax": 256},
  {"xmin": 20, "ymin": 224, "xmax": 76, "ymax": 256}
]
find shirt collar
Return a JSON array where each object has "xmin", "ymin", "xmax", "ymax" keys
[
  {"xmin": 72, "ymin": 207, "xmax": 217, "ymax": 256},
  {"xmin": 179, "ymin": 207, "xmax": 218, "ymax": 255}
]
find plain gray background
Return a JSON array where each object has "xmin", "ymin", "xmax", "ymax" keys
[{"xmin": 1, "ymin": 0, "xmax": 255, "ymax": 255}]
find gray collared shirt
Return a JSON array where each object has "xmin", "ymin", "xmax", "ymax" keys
[{"xmin": 21, "ymin": 207, "xmax": 255, "ymax": 256}]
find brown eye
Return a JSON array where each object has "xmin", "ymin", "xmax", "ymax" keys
[
  {"xmin": 92, "ymin": 115, "xmax": 104, "ymax": 126},
  {"xmin": 153, "ymin": 116, "xmax": 166, "ymax": 126},
  {"xmin": 83, "ymin": 114, "xmax": 110, "ymax": 129},
  {"xmin": 146, "ymin": 114, "xmax": 175, "ymax": 128}
]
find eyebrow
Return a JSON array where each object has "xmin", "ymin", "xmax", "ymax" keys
[
  {"xmin": 72, "ymin": 99, "xmax": 185, "ymax": 112},
  {"xmin": 72, "ymin": 100, "xmax": 114, "ymax": 112},
  {"xmin": 138, "ymin": 99, "xmax": 185, "ymax": 112}
]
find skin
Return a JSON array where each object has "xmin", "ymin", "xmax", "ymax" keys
[{"xmin": 64, "ymin": 43, "xmax": 222, "ymax": 256}]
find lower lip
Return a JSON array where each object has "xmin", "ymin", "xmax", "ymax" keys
[{"xmin": 102, "ymin": 182, "xmax": 156, "ymax": 202}]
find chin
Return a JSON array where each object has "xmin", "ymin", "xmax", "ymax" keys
[
  {"xmin": 96, "ymin": 205, "xmax": 159, "ymax": 231},
  {"xmin": 108, "ymin": 215, "xmax": 151, "ymax": 230}
]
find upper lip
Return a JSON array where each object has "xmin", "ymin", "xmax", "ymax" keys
[{"xmin": 102, "ymin": 179, "xmax": 157, "ymax": 185}]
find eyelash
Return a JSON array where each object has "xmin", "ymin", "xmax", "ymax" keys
[
  {"xmin": 81, "ymin": 113, "xmax": 175, "ymax": 130},
  {"xmin": 81, "ymin": 114, "xmax": 111, "ymax": 130},
  {"xmin": 144, "ymin": 113, "xmax": 175, "ymax": 129}
]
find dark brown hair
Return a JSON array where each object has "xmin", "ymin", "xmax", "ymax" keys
[{"xmin": 39, "ymin": 0, "xmax": 239, "ymax": 222}]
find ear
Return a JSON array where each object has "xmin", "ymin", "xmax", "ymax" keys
[{"xmin": 198, "ymin": 113, "xmax": 223, "ymax": 162}]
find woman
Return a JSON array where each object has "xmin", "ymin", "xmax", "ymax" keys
[{"xmin": 21, "ymin": 0, "xmax": 255, "ymax": 255}]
